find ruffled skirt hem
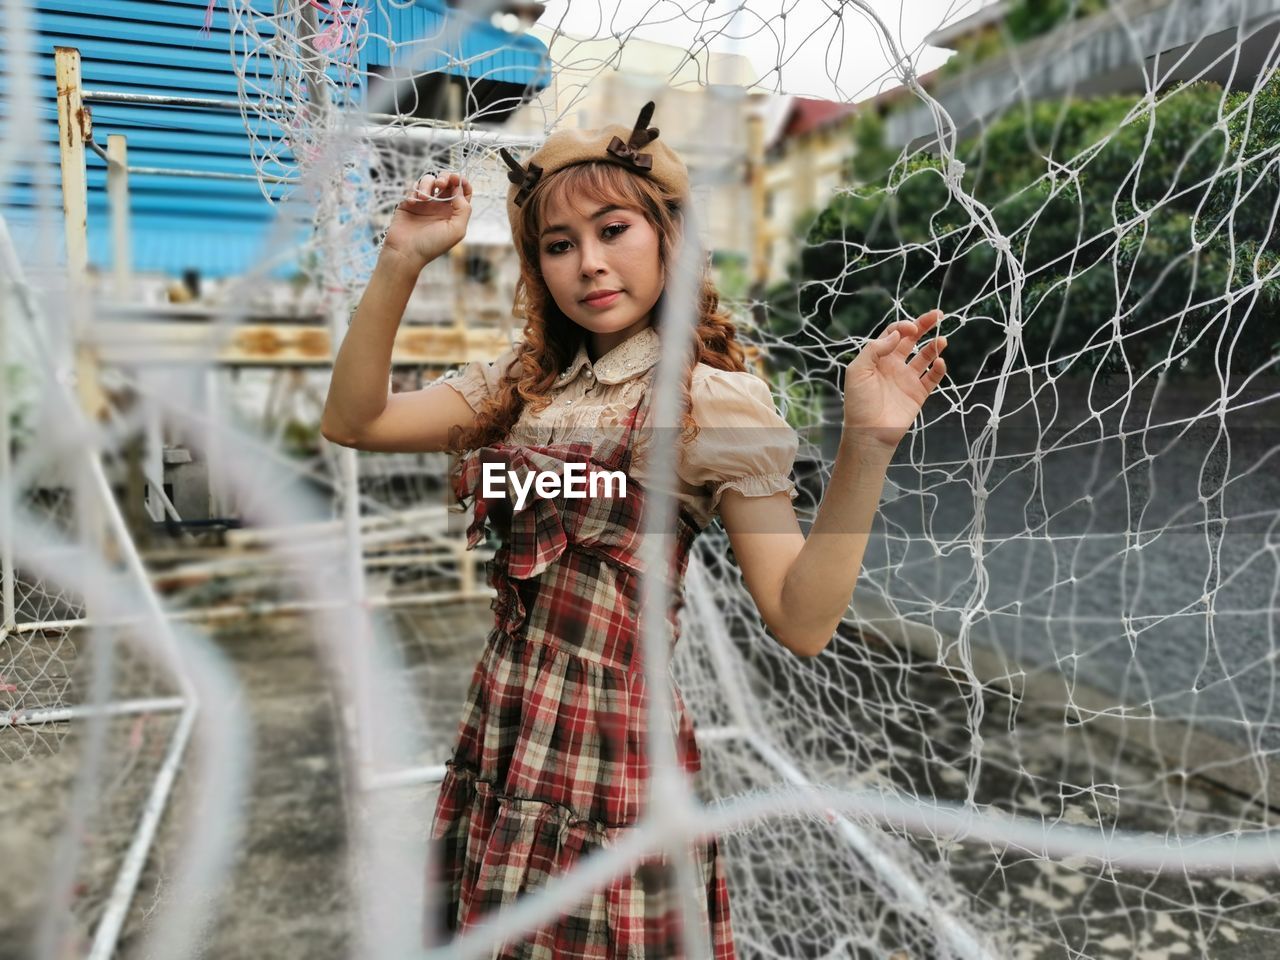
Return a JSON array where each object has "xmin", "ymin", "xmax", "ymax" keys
[{"xmin": 425, "ymin": 762, "xmax": 736, "ymax": 959}]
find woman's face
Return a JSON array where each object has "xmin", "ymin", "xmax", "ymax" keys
[{"xmin": 536, "ymin": 193, "xmax": 664, "ymax": 342}]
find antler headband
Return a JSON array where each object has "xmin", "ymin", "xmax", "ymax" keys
[
  {"xmin": 503, "ymin": 101, "xmax": 666, "ymax": 208},
  {"xmin": 499, "ymin": 147, "xmax": 543, "ymax": 206}
]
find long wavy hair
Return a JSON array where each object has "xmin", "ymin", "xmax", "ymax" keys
[{"xmin": 447, "ymin": 160, "xmax": 748, "ymax": 453}]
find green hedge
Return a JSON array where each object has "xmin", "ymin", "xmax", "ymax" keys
[{"xmin": 766, "ymin": 75, "xmax": 1280, "ymax": 388}]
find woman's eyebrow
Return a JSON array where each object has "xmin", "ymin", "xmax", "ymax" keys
[{"xmin": 540, "ymin": 205, "xmax": 624, "ymax": 239}]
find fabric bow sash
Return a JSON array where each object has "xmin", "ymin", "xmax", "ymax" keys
[{"xmin": 453, "ymin": 441, "xmax": 648, "ymax": 582}]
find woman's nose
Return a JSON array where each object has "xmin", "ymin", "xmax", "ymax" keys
[{"xmin": 579, "ymin": 241, "xmax": 606, "ymax": 276}]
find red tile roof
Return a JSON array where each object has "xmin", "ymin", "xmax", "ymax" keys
[
  {"xmin": 771, "ymin": 67, "xmax": 945, "ymax": 146},
  {"xmin": 780, "ymin": 97, "xmax": 859, "ymax": 138}
]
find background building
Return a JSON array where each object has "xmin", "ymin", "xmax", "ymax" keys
[
  {"xmin": 756, "ymin": 75, "xmax": 939, "ymax": 285},
  {"xmin": 759, "ymin": 96, "xmax": 858, "ymax": 284}
]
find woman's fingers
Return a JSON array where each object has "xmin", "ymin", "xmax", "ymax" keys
[
  {"xmin": 405, "ymin": 174, "xmax": 428, "ymax": 200},
  {"xmin": 875, "ymin": 318, "xmax": 907, "ymax": 340},
  {"xmin": 410, "ymin": 172, "xmax": 471, "ymax": 204},
  {"xmin": 869, "ymin": 320, "xmax": 915, "ymax": 360},
  {"xmin": 908, "ymin": 334, "xmax": 948, "ymax": 376},
  {"xmin": 445, "ymin": 172, "xmax": 473, "ymax": 204},
  {"xmin": 449, "ymin": 173, "xmax": 472, "ymax": 202},
  {"xmin": 404, "ymin": 174, "xmax": 440, "ymax": 205},
  {"xmin": 922, "ymin": 355, "xmax": 946, "ymax": 389},
  {"xmin": 399, "ymin": 172, "xmax": 474, "ymax": 216},
  {"xmin": 915, "ymin": 308, "xmax": 943, "ymax": 333},
  {"xmin": 868, "ymin": 327, "xmax": 903, "ymax": 357},
  {"xmin": 898, "ymin": 309, "xmax": 942, "ymax": 346}
]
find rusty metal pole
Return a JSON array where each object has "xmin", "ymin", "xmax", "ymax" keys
[
  {"xmin": 56, "ymin": 45, "xmax": 113, "ymax": 566},
  {"xmin": 55, "ymin": 46, "xmax": 107, "ymax": 422},
  {"xmin": 55, "ymin": 46, "xmax": 89, "ymax": 281}
]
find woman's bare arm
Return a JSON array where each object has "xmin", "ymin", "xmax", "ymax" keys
[
  {"xmin": 320, "ymin": 172, "xmax": 478, "ymax": 453},
  {"xmin": 718, "ymin": 438, "xmax": 894, "ymax": 658},
  {"xmin": 319, "ymin": 246, "xmax": 478, "ymax": 452},
  {"xmin": 717, "ymin": 310, "xmax": 949, "ymax": 657}
]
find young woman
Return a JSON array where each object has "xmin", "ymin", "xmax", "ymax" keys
[{"xmin": 321, "ymin": 103, "xmax": 949, "ymax": 959}]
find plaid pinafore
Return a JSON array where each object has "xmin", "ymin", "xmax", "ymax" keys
[{"xmin": 426, "ymin": 391, "xmax": 736, "ymax": 959}]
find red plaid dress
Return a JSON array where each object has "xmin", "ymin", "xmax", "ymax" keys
[{"xmin": 426, "ymin": 392, "xmax": 736, "ymax": 959}]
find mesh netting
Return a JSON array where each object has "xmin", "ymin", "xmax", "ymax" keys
[{"xmin": 4, "ymin": 1, "xmax": 1280, "ymax": 958}]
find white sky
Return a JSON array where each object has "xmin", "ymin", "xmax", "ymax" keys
[{"xmin": 535, "ymin": 0, "xmax": 994, "ymax": 103}]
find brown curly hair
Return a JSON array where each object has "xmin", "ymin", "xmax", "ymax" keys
[{"xmin": 447, "ymin": 160, "xmax": 748, "ymax": 453}]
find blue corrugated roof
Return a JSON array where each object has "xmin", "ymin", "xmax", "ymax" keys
[{"xmin": 3, "ymin": 0, "xmax": 549, "ymax": 279}]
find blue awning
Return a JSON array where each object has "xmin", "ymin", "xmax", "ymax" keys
[{"xmin": 362, "ymin": 0, "xmax": 552, "ymax": 89}]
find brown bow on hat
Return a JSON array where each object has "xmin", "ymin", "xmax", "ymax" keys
[{"xmin": 501, "ymin": 101, "xmax": 690, "ymax": 236}]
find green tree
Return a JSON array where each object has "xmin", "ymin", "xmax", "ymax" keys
[{"xmin": 847, "ymin": 110, "xmax": 895, "ymax": 186}]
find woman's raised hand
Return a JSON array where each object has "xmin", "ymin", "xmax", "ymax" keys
[
  {"xmin": 382, "ymin": 171, "xmax": 474, "ymax": 268},
  {"xmin": 841, "ymin": 308, "xmax": 949, "ymax": 452}
]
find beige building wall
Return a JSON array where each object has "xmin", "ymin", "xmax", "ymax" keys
[{"xmin": 761, "ymin": 113, "xmax": 859, "ymax": 284}]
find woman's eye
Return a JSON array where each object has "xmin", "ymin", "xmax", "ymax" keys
[{"xmin": 542, "ymin": 224, "xmax": 627, "ymax": 256}]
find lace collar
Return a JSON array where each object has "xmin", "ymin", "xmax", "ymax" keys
[{"xmin": 556, "ymin": 325, "xmax": 661, "ymax": 387}]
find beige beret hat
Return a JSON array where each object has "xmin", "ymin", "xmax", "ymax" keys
[{"xmin": 500, "ymin": 101, "xmax": 690, "ymax": 237}]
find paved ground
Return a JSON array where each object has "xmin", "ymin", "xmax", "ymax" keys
[
  {"xmin": 4, "ymin": 587, "xmax": 1280, "ymax": 959},
  {"xmin": 0, "ymin": 612, "xmax": 359, "ymax": 960},
  {"xmin": 118, "ymin": 614, "xmax": 356, "ymax": 959}
]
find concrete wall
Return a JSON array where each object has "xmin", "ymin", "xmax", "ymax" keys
[{"xmin": 807, "ymin": 371, "xmax": 1280, "ymax": 794}]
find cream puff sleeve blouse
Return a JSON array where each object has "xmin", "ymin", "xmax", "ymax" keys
[{"xmin": 439, "ymin": 327, "xmax": 800, "ymax": 530}]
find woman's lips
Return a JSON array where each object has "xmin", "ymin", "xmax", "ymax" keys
[{"xmin": 581, "ymin": 290, "xmax": 621, "ymax": 308}]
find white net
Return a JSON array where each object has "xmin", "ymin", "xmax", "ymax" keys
[{"xmin": 5, "ymin": 0, "xmax": 1280, "ymax": 958}]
